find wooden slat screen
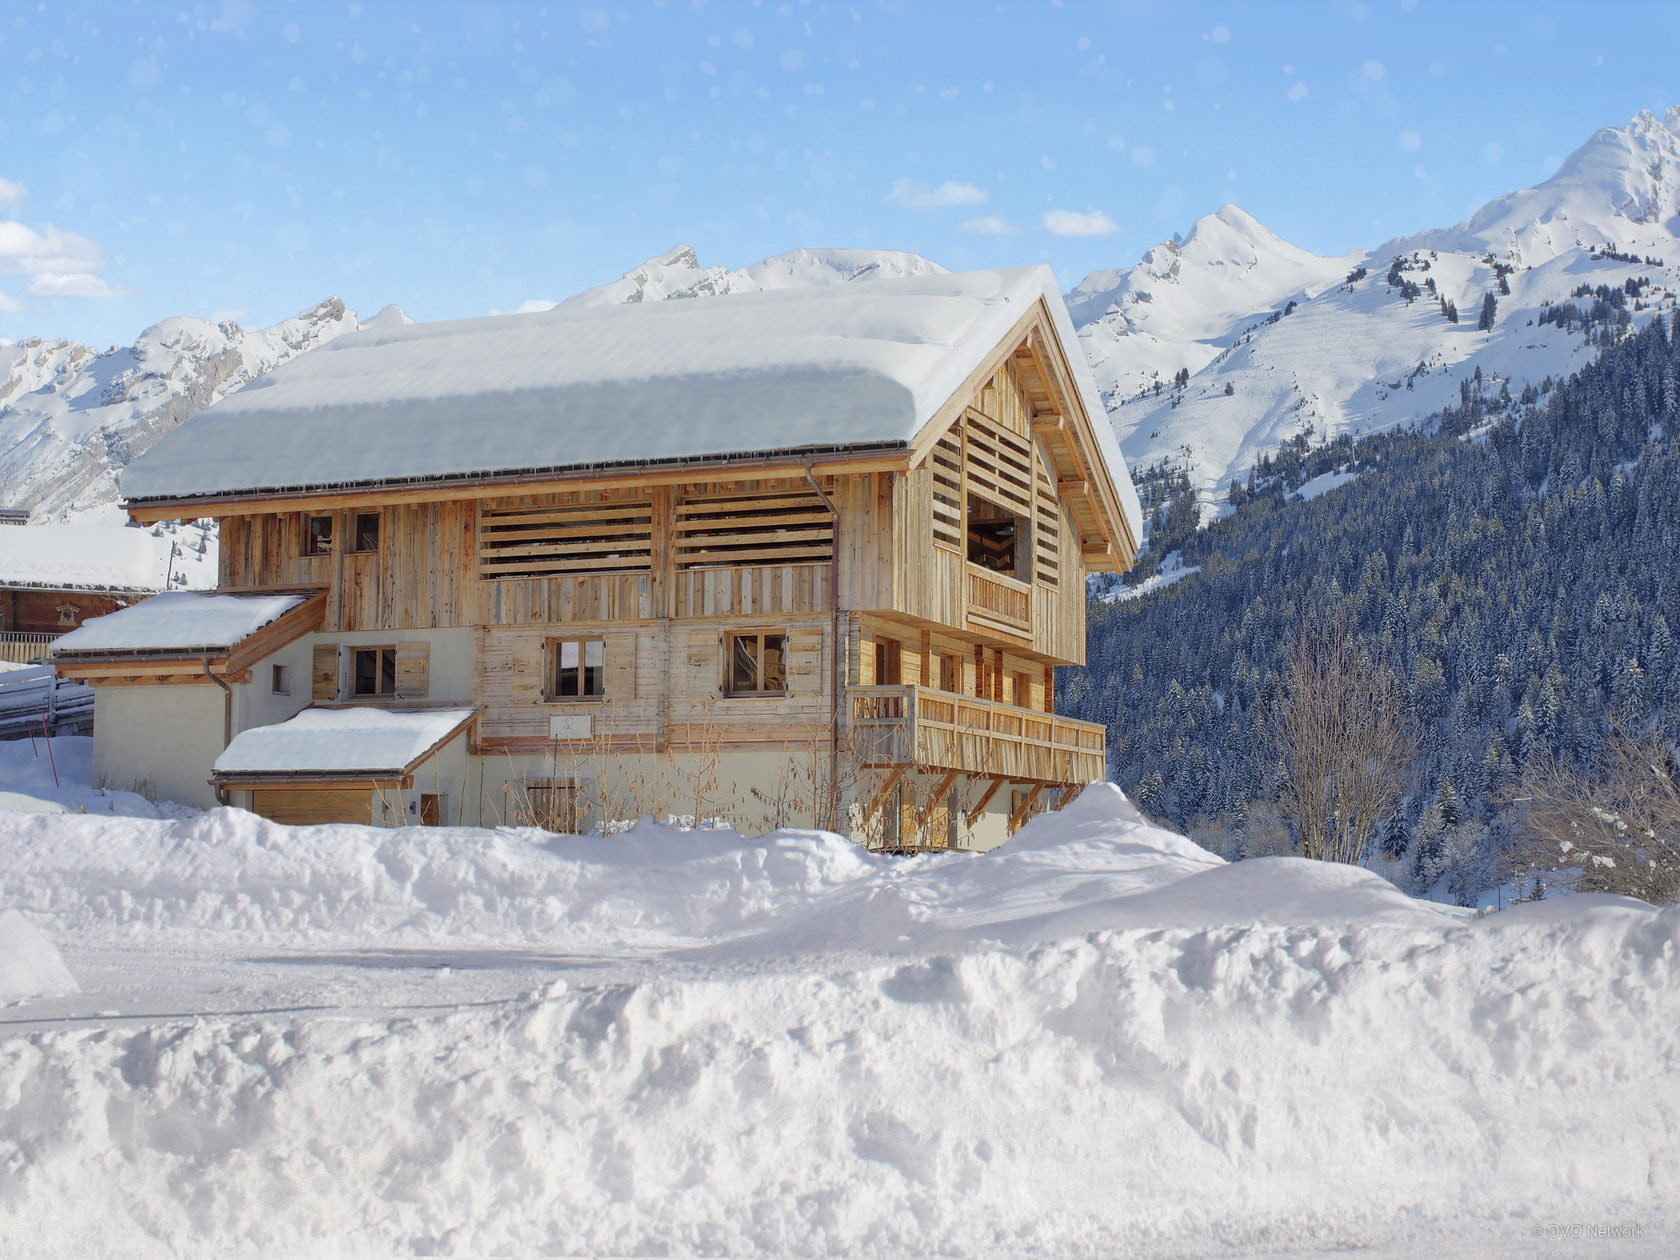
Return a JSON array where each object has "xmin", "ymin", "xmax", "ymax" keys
[
  {"xmin": 931, "ymin": 427, "xmax": 963, "ymax": 551},
  {"xmin": 479, "ymin": 498, "xmax": 653, "ymax": 579},
  {"xmin": 1033, "ymin": 451, "xmax": 1060, "ymax": 587},
  {"xmin": 673, "ymin": 488, "xmax": 833, "ymax": 569},
  {"xmin": 964, "ymin": 412, "xmax": 1033, "ymax": 517}
]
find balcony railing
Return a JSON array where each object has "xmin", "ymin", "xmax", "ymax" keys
[
  {"xmin": 0, "ymin": 631, "xmax": 62, "ymax": 666},
  {"xmin": 966, "ymin": 564, "xmax": 1031, "ymax": 636},
  {"xmin": 850, "ymin": 684, "xmax": 1106, "ymax": 786}
]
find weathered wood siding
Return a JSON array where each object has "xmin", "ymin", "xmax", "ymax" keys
[{"xmin": 476, "ymin": 616, "xmax": 833, "ymax": 751}]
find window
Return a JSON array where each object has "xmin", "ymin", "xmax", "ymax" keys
[
  {"xmin": 967, "ymin": 494, "xmax": 1029, "ymax": 579},
  {"xmin": 271, "ymin": 664, "xmax": 291, "ymax": 696},
  {"xmin": 939, "ymin": 653, "xmax": 963, "ymax": 693},
  {"xmin": 873, "ymin": 638, "xmax": 901, "ymax": 686},
  {"xmin": 307, "ymin": 514, "xmax": 335, "ymax": 556},
  {"xmin": 548, "ymin": 638, "xmax": 605, "ymax": 700},
  {"xmin": 351, "ymin": 512, "xmax": 380, "ymax": 553},
  {"xmin": 352, "ymin": 647, "xmax": 398, "ymax": 698},
  {"xmin": 726, "ymin": 632, "xmax": 787, "ymax": 696}
]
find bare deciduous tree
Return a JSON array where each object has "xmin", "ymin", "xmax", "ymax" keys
[
  {"xmin": 1512, "ymin": 724, "xmax": 1680, "ymax": 905},
  {"xmin": 1266, "ymin": 616, "xmax": 1419, "ymax": 865}
]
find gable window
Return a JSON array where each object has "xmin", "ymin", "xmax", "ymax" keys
[
  {"xmin": 352, "ymin": 647, "xmax": 398, "ymax": 698},
  {"xmin": 548, "ymin": 638, "xmax": 606, "ymax": 701},
  {"xmin": 351, "ymin": 512, "xmax": 380, "ymax": 553},
  {"xmin": 307, "ymin": 514, "xmax": 335, "ymax": 556},
  {"xmin": 272, "ymin": 664, "xmax": 291, "ymax": 696},
  {"xmin": 967, "ymin": 494, "xmax": 1029, "ymax": 580},
  {"xmin": 726, "ymin": 631, "xmax": 786, "ymax": 696}
]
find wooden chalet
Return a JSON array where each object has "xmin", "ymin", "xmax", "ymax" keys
[
  {"xmin": 59, "ymin": 266, "xmax": 1140, "ymax": 848},
  {"xmin": 0, "ymin": 524, "xmax": 166, "ymax": 665}
]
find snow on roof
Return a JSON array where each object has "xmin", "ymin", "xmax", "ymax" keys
[
  {"xmin": 52, "ymin": 591, "xmax": 309, "ymax": 655},
  {"xmin": 0, "ymin": 524, "xmax": 169, "ymax": 592},
  {"xmin": 120, "ymin": 266, "xmax": 1142, "ymax": 542},
  {"xmin": 213, "ymin": 706, "xmax": 476, "ymax": 777}
]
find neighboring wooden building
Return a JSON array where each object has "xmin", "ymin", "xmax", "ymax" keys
[
  {"xmin": 0, "ymin": 524, "xmax": 166, "ymax": 665},
  {"xmin": 56, "ymin": 267, "xmax": 1140, "ymax": 847}
]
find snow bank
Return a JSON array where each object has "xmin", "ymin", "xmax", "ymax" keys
[
  {"xmin": 0, "ymin": 910, "xmax": 78, "ymax": 1001},
  {"xmin": 0, "ymin": 784, "xmax": 1676, "ymax": 1255}
]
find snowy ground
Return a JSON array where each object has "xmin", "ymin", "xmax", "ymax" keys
[{"xmin": 1, "ymin": 739, "xmax": 1676, "ymax": 1257}]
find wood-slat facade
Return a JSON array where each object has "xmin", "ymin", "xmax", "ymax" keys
[{"xmin": 129, "ymin": 296, "xmax": 1137, "ymax": 847}]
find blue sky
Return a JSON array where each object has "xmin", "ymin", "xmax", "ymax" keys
[{"xmin": 3, "ymin": 0, "xmax": 1678, "ymax": 349}]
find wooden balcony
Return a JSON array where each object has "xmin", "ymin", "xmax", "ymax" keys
[
  {"xmin": 849, "ymin": 685, "xmax": 1106, "ymax": 786},
  {"xmin": 966, "ymin": 564, "xmax": 1031, "ymax": 636}
]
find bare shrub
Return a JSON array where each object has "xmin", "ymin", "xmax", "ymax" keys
[
  {"xmin": 1266, "ymin": 615, "xmax": 1419, "ymax": 865},
  {"xmin": 1512, "ymin": 724, "xmax": 1680, "ymax": 905}
]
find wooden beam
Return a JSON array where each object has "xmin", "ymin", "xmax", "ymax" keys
[
  {"xmin": 863, "ymin": 765, "xmax": 908, "ymax": 826},
  {"xmin": 927, "ymin": 770, "xmax": 960, "ymax": 811},
  {"xmin": 965, "ymin": 776, "xmax": 1005, "ymax": 828},
  {"xmin": 1008, "ymin": 782, "xmax": 1044, "ymax": 832},
  {"xmin": 1057, "ymin": 479, "xmax": 1090, "ymax": 497}
]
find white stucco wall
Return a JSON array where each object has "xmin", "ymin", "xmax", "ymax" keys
[
  {"xmin": 315, "ymin": 629, "xmax": 476, "ymax": 705},
  {"xmin": 91, "ymin": 684, "xmax": 227, "ymax": 810}
]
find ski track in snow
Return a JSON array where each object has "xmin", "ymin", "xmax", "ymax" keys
[{"xmin": 0, "ymin": 758, "xmax": 1676, "ymax": 1257}]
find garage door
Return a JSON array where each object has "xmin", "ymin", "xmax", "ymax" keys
[{"xmin": 250, "ymin": 786, "xmax": 374, "ymax": 826}]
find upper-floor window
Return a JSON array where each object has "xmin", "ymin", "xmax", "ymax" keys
[
  {"xmin": 351, "ymin": 512, "xmax": 380, "ymax": 553},
  {"xmin": 726, "ymin": 631, "xmax": 786, "ymax": 696},
  {"xmin": 307, "ymin": 514, "xmax": 334, "ymax": 556},
  {"xmin": 547, "ymin": 638, "xmax": 605, "ymax": 701}
]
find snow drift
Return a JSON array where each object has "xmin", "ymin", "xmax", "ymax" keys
[{"xmin": 0, "ymin": 783, "xmax": 1676, "ymax": 1256}]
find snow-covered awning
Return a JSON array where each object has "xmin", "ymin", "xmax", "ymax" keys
[
  {"xmin": 213, "ymin": 706, "xmax": 478, "ymax": 779},
  {"xmin": 52, "ymin": 590, "xmax": 320, "ymax": 656}
]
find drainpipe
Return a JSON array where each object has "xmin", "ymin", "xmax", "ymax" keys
[
  {"xmin": 804, "ymin": 463, "xmax": 842, "ymax": 831},
  {"xmin": 203, "ymin": 655, "xmax": 234, "ymax": 805}
]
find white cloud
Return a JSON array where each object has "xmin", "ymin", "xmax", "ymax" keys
[
  {"xmin": 883, "ymin": 177, "xmax": 988, "ymax": 210},
  {"xmin": 1287, "ymin": 80, "xmax": 1309, "ymax": 103},
  {"xmin": 1360, "ymin": 59, "xmax": 1386, "ymax": 82},
  {"xmin": 0, "ymin": 221, "xmax": 108, "ymax": 277},
  {"xmin": 0, "ymin": 217, "xmax": 125, "ymax": 303},
  {"xmin": 1042, "ymin": 209, "xmax": 1120, "ymax": 237},
  {"xmin": 0, "ymin": 178, "xmax": 24, "ymax": 209},
  {"xmin": 0, "ymin": 287, "xmax": 21, "ymax": 313},
  {"xmin": 1398, "ymin": 129, "xmax": 1422, "ymax": 153},
  {"xmin": 1130, "ymin": 145, "xmax": 1157, "ymax": 167},
  {"xmin": 26, "ymin": 272, "xmax": 128, "ymax": 299},
  {"xmin": 959, "ymin": 215, "xmax": 1019, "ymax": 235},
  {"xmin": 1206, "ymin": 24, "xmax": 1231, "ymax": 44}
]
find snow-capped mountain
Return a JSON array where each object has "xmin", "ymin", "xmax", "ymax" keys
[
  {"xmin": 0, "ymin": 299, "xmax": 359, "ymax": 522},
  {"xmin": 1092, "ymin": 108, "xmax": 1680, "ymax": 512},
  {"xmin": 1072, "ymin": 205, "xmax": 1358, "ymax": 414},
  {"xmin": 558, "ymin": 244, "xmax": 947, "ymax": 308}
]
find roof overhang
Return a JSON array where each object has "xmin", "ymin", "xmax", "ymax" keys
[
  {"xmin": 124, "ymin": 446, "xmax": 911, "ymax": 523},
  {"xmin": 51, "ymin": 589, "xmax": 328, "ymax": 685}
]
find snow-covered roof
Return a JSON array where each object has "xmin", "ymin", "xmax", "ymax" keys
[
  {"xmin": 52, "ymin": 591, "xmax": 310, "ymax": 655},
  {"xmin": 0, "ymin": 524, "xmax": 169, "ymax": 592},
  {"xmin": 213, "ymin": 706, "xmax": 477, "ymax": 777},
  {"xmin": 120, "ymin": 266, "xmax": 1142, "ymax": 542}
]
